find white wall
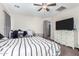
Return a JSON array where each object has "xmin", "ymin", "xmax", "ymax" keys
[
  {"xmin": 52, "ymin": 7, "xmax": 79, "ymax": 48},
  {"xmin": 11, "ymin": 14, "xmax": 52, "ymax": 34},
  {"xmin": 0, "ymin": 4, "xmax": 53, "ymax": 37},
  {"xmin": 0, "ymin": 5, "xmax": 5, "ymax": 35}
]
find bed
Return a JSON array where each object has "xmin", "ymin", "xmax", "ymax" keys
[{"xmin": 0, "ymin": 36, "xmax": 61, "ymax": 56}]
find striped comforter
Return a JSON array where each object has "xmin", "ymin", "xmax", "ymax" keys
[{"xmin": 0, "ymin": 36, "xmax": 60, "ymax": 56}]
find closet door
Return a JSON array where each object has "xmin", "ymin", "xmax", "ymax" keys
[
  {"xmin": 43, "ymin": 20, "xmax": 51, "ymax": 39},
  {"xmin": 4, "ymin": 11, "xmax": 11, "ymax": 38}
]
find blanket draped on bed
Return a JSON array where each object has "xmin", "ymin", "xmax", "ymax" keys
[{"xmin": 0, "ymin": 36, "xmax": 60, "ymax": 56}]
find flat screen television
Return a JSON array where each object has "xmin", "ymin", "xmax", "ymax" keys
[{"xmin": 56, "ymin": 18, "xmax": 74, "ymax": 30}]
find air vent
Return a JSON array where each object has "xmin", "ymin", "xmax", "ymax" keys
[
  {"xmin": 14, "ymin": 5, "xmax": 20, "ymax": 8},
  {"xmin": 56, "ymin": 6, "xmax": 66, "ymax": 11}
]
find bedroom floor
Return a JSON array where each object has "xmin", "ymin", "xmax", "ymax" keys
[{"xmin": 60, "ymin": 44, "xmax": 79, "ymax": 56}]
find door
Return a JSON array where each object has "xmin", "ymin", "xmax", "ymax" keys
[
  {"xmin": 43, "ymin": 20, "xmax": 51, "ymax": 39},
  {"xmin": 4, "ymin": 11, "xmax": 11, "ymax": 38}
]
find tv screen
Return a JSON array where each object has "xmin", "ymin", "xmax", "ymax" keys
[{"xmin": 56, "ymin": 18, "xmax": 74, "ymax": 30}]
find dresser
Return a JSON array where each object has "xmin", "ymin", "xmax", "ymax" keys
[{"xmin": 54, "ymin": 30, "xmax": 76, "ymax": 49}]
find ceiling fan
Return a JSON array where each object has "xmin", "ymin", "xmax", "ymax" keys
[{"xmin": 33, "ymin": 3, "xmax": 56, "ymax": 12}]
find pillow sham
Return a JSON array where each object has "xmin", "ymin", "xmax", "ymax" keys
[
  {"xmin": 12, "ymin": 30, "xmax": 18, "ymax": 38},
  {"xmin": 0, "ymin": 33, "xmax": 4, "ymax": 39},
  {"xmin": 23, "ymin": 31, "xmax": 27, "ymax": 37}
]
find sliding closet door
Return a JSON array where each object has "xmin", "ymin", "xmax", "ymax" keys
[{"xmin": 4, "ymin": 11, "xmax": 11, "ymax": 38}]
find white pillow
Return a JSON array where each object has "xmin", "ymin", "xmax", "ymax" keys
[{"xmin": 27, "ymin": 30, "xmax": 33, "ymax": 36}]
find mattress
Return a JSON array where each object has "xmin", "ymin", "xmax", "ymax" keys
[{"xmin": 0, "ymin": 36, "xmax": 60, "ymax": 56}]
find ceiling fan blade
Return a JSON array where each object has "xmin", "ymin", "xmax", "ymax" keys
[
  {"xmin": 46, "ymin": 8, "xmax": 50, "ymax": 11},
  {"xmin": 38, "ymin": 8, "xmax": 42, "ymax": 11},
  {"xmin": 34, "ymin": 4, "xmax": 42, "ymax": 6},
  {"xmin": 48, "ymin": 3, "xmax": 56, "ymax": 6}
]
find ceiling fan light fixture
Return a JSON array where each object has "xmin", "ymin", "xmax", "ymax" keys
[
  {"xmin": 42, "ymin": 5, "xmax": 47, "ymax": 9},
  {"xmin": 34, "ymin": 3, "xmax": 56, "ymax": 12}
]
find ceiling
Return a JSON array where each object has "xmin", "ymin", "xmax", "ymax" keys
[{"xmin": 2, "ymin": 3, "xmax": 79, "ymax": 17}]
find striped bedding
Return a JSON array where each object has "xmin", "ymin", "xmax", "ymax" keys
[{"xmin": 0, "ymin": 36, "xmax": 60, "ymax": 56}]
